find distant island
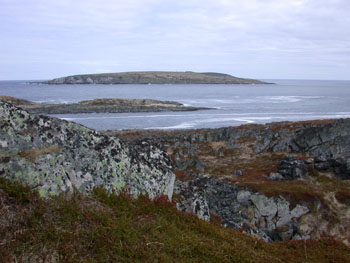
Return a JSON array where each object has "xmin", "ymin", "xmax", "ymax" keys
[
  {"xmin": 0, "ymin": 96, "xmax": 209, "ymax": 114},
  {"xmin": 40, "ymin": 71, "xmax": 270, "ymax": 85}
]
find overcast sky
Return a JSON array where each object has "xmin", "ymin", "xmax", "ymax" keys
[{"xmin": 0, "ymin": 0, "xmax": 349, "ymax": 80}]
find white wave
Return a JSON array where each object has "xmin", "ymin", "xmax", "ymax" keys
[
  {"xmin": 145, "ymin": 122, "xmax": 195, "ymax": 129},
  {"xmin": 34, "ymin": 99, "xmax": 73, "ymax": 104},
  {"xmin": 333, "ymin": 112, "xmax": 350, "ymax": 115},
  {"xmin": 261, "ymin": 96, "xmax": 324, "ymax": 104},
  {"xmin": 193, "ymin": 117, "xmax": 251, "ymax": 124},
  {"xmin": 211, "ymin": 99, "xmax": 238, "ymax": 104},
  {"xmin": 57, "ymin": 113, "xmax": 208, "ymax": 121}
]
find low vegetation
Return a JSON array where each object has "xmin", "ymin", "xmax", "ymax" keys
[{"xmin": 1, "ymin": 178, "xmax": 349, "ymax": 262}]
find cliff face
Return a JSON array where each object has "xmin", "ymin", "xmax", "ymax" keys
[
  {"xmin": 0, "ymin": 102, "xmax": 175, "ymax": 199},
  {"xmin": 42, "ymin": 71, "xmax": 269, "ymax": 85}
]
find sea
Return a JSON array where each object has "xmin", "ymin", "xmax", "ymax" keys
[{"xmin": 1, "ymin": 79, "xmax": 350, "ymax": 131}]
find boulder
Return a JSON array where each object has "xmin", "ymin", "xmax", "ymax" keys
[
  {"xmin": 0, "ymin": 102, "xmax": 175, "ymax": 200},
  {"xmin": 250, "ymin": 194, "xmax": 277, "ymax": 219},
  {"xmin": 277, "ymin": 156, "xmax": 307, "ymax": 180},
  {"xmin": 313, "ymin": 157, "xmax": 350, "ymax": 180},
  {"xmin": 291, "ymin": 205, "xmax": 310, "ymax": 219},
  {"xmin": 234, "ymin": 170, "xmax": 243, "ymax": 177},
  {"xmin": 268, "ymin": 172, "xmax": 284, "ymax": 181},
  {"xmin": 174, "ymin": 179, "xmax": 210, "ymax": 221}
]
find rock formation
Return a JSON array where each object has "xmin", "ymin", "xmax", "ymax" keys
[
  {"xmin": 175, "ymin": 176, "xmax": 310, "ymax": 242},
  {"xmin": 110, "ymin": 119, "xmax": 350, "ymax": 244},
  {"xmin": 0, "ymin": 102, "xmax": 175, "ymax": 199}
]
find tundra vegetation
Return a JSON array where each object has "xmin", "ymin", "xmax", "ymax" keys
[{"xmin": 1, "ymin": 101, "xmax": 350, "ymax": 262}]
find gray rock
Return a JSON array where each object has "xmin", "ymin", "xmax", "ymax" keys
[
  {"xmin": 276, "ymin": 197, "xmax": 291, "ymax": 228},
  {"xmin": 234, "ymin": 170, "xmax": 243, "ymax": 176},
  {"xmin": 268, "ymin": 172, "xmax": 284, "ymax": 181},
  {"xmin": 293, "ymin": 234, "xmax": 310, "ymax": 240},
  {"xmin": 313, "ymin": 157, "xmax": 350, "ymax": 180},
  {"xmin": 174, "ymin": 179, "xmax": 210, "ymax": 221},
  {"xmin": 236, "ymin": 190, "xmax": 251, "ymax": 205},
  {"xmin": 250, "ymin": 194, "xmax": 277, "ymax": 218},
  {"xmin": 291, "ymin": 205, "xmax": 309, "ymax": 219},
  {"xmin": 226, "ymin": 140, "xmax": 237, "ymax": 149},
  {"xmin": 174, "ymin": 176, "xmax": 308, "ymax": 242},
  {"xmin": 0, "ymin": 102, "xmax": 175, "ymax": 200},
  {"xmin": 254, "ymin": 119, "xmax": 350, "ymax": 160},
  {"xmin": 277, "ymin": 156, "xmax": 307, "ymax": 180}
]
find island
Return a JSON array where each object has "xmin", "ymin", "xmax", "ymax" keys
[
  {"xmin": 0, "ymin": 96, "xmax": 209, "ymax": 114},
  {"xmin": 40, "ymin": 71, "xmax": 270, "ymax": 85}
]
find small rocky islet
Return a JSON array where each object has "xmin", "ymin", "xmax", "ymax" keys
[
  {"xmin": 0, "ymin": 95, "xmax": 209, "ymax": 114},
  {"xmin": 1, "ymin": 101, "xmax": 350, "ymax": 261}
]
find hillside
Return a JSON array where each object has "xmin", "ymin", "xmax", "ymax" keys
[
  {"xmin": 1, "ymin": 178, "xmax": 349, "ymax": 263},
  {"xmin": 1, "ymin": 102, "xmax": 350, "ymax": 261},
  {"xmin": 41, "ymin": 71, "xmax": 270, "ymax": 85},
  {"xmin": 109, "ymin": 119, "xmax": 350, "ymax": 245}
]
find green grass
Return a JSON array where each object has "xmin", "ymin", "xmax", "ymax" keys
[{"xmin": 1, "ymin": 178, "xmax": 350, "ymax": 262}]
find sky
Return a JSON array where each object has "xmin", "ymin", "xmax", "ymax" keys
[{"xmin": 0, "ymin": 0, "xmax": 349, "ymax": 80}]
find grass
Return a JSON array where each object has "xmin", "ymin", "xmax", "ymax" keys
[
  {"xmin": 17, "ymin": 146, "xmax": 61, "ymax": 162},
  {"xmin": 1, "ymin": 178, "xmax": 350, "ymax": 262},
  {"xmin": 1, "ymin": 146, "xmax": 61, "ymax": 164}
]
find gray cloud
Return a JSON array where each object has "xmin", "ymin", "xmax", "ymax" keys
[{"xmin": 0, "ymin": 0, "xmax": 349, "ymax": 79}]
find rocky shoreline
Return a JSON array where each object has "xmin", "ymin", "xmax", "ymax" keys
[
  {"xmin": 0, "ymin": 96, "xmax": 209, "ymax": 114},
  {"xmin": 40, "ymin": 71, "xmax": 270, "ymax": 85},
  {"xmin": 1, "ymin": 101, "xmax": 350, "ymax": 246},
  {"xmin": 108, "ymin": 119, "xmax": 350, "ymax": 244}
]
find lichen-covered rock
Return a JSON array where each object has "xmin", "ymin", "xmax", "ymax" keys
[
  {"xmin": 253, "ymin": 119, "xmax": 350, "ymax": 159},
  {"xmin": 174, "ymin": 177, "xmax": 309, "ymax": 242},
  {"xmin": 268, "ymin": 172, "xmax": 284, "ymax": 181},
  {"xmin": 0, "ymin": 102, "xmax": 175, "ymax": 200},
  {"xmin": 277, "ymin": 156, "xmax": 307, "ymax": 180},
  {"xmin": 313, "ymin": 157, "xmax": 350, "ymax": 180},
  {"xmin": 174, "ymin": 179, "xmax": 210, "ymax": 221}
]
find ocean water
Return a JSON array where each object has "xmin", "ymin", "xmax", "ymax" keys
[{"xmin": 1, "ymin": 79, "xmax": 350, "ymax": 130}]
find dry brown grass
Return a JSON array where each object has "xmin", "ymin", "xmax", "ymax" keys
[
  {"xmin": 17, "ymin": 146, "xmax": 61, "ymax": 162},
  {"xmin": 209, "ymin": 141, "xmax": 227, "ymax": 150},
  {"xmin": 1, "ymin": 178, "xmax": 350, "ymax": 263}
]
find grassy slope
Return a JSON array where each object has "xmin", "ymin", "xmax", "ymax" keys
[{"xmin": 1, "ymin": 178, "xmax": 349, "ymax": 263}]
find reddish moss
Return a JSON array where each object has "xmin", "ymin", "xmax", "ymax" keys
[{"xmin": 1, "ymin": 179, "xmax": 350, "ymax": 263}]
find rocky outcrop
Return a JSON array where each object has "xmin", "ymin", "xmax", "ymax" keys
[
  {"xmin": 313, "ymin": 157, "xmax": 350, "ymax": 180},
  {"xmin": 0, "ymin": 96, "xmax": 208, "ymax": 114},
  {"xmin": 112, "ymin": 119, "xmax": 350, "ymax": 244},
  {"xmin": 41, "ymin": 71, "xmax": 270, "ymax": 85},
  {"xmin": 140, "ymin": 119, "xmax": 350, "ymax": 180},
  {"xmin": 0, "ymin": 102, "xmax": 175, "ymax": 199},
  {"xmin": 252, "ymin": 119, "xmax": 350, "ymax": 159},
  {"xmin": 175, "ymin": 177, "xmax": 310, "ymax": 242},
  {"xmin": 270, "ymin": 156, "xmax": 308, "ymax": 181}
]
